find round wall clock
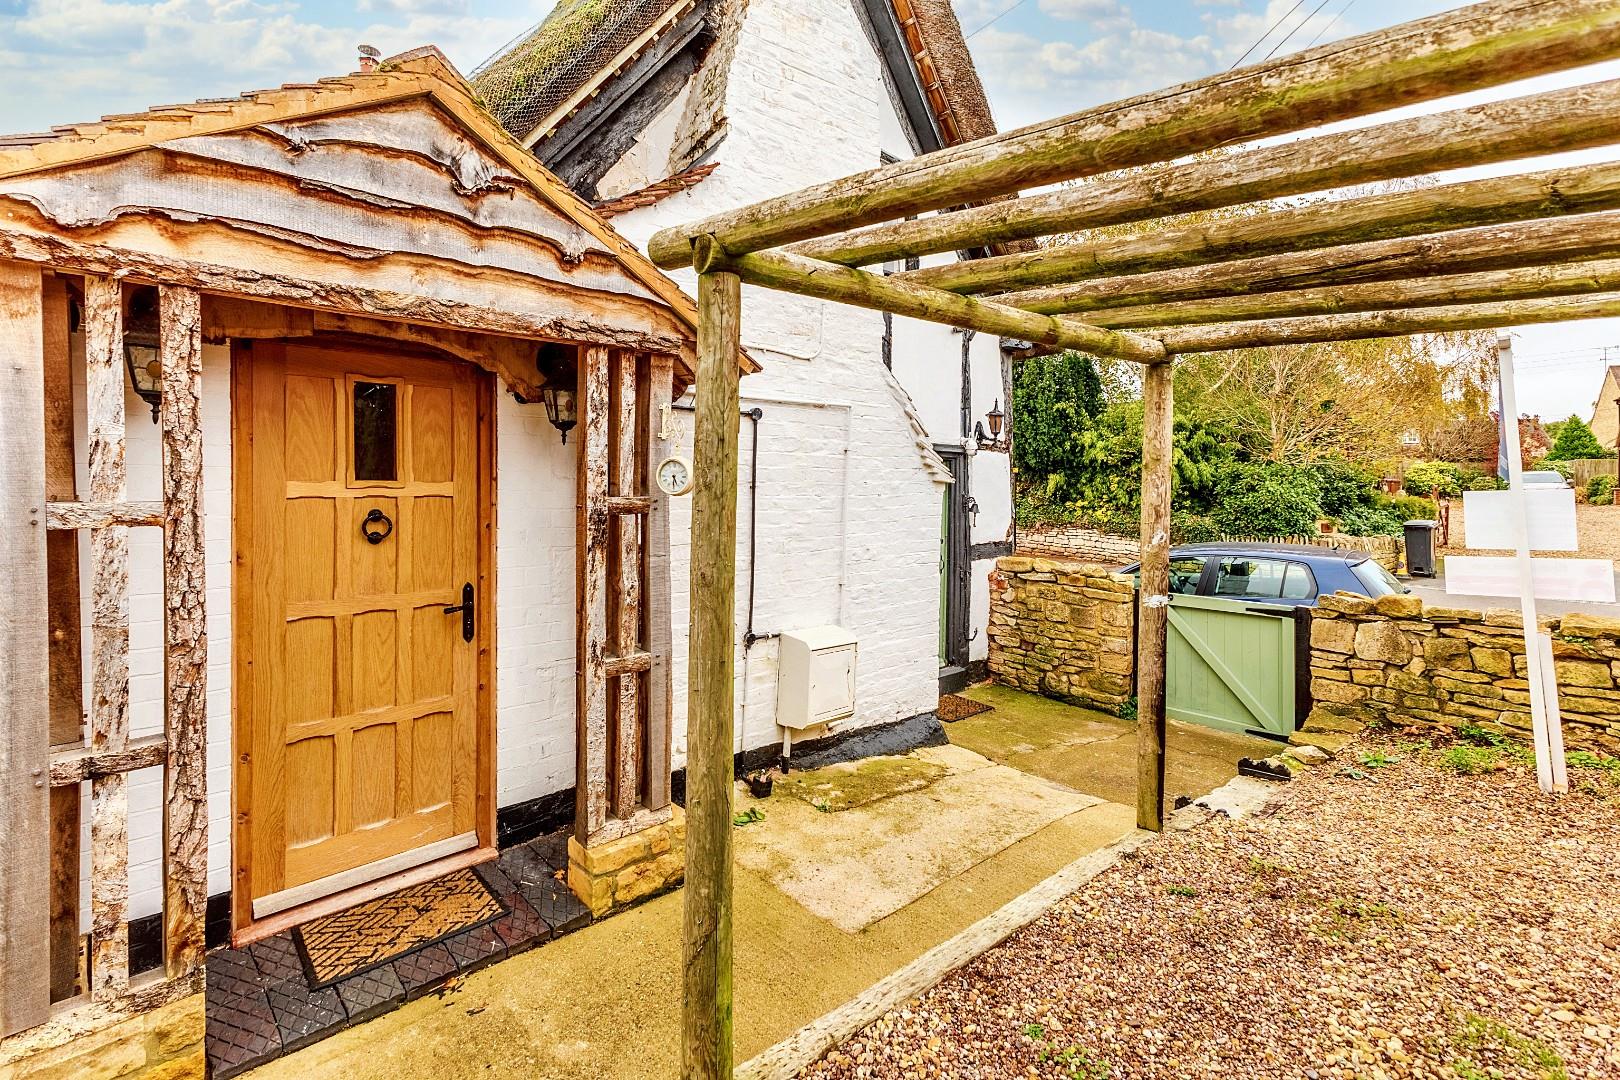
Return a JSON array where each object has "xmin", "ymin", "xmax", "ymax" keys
[{"xmin": 655, "ymin": 455, "xmax": 695, "ymax": 496}]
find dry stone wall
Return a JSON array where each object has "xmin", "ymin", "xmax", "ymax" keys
[
  {"xmin": 1017, "ymin": 524, "xmax": 1403, "ymax": 571},
  {"xmin": 1310, "ymin": 593, "xmax": 1620, "ymax": 752},
  {"xmin": 986, "ymin": 556, "xmax": 1135, "ymax": 714}
]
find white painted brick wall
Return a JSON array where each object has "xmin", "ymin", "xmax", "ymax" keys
[
  {"xmin": 102, "ymin": 0, "xmax": 991, "ymax": 921},
  {"xmin": 611, "ymin": 0, "xmax": 951, "ymax": 764}
]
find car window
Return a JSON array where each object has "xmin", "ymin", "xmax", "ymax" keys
[
  {"xmin": 1281, "ymin": 562, "xmax": 1317, "ymax": 600},
  {"xmin": 1351, "ymin": 558, "xmax": 1406, "ymax": 597},
  {"xmin": 1169, "ymin": 556, "xmax": 1206, "ymax": 594},
  {"xmin": 1213, "ymin": 558, "xmax": 1294, "ymax": 599}
]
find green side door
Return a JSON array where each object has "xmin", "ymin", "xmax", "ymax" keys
[{"xmin": 1165, "ymin": 594, "xmax": 1297, "ymax": 738}]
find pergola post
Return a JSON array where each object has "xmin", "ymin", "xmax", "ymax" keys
[
  {"xmin": 683, "ymin": 267, "xmax": 741, "ymax": 1080},
  {"xmin": 1136, "ymin": 360, "xmax": 1173, "ymax": 832}
]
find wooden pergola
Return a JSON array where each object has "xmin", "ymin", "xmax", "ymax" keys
[{"xmin": 647, "ymin": 0, "xmax": 1620, "ymax": 1073}]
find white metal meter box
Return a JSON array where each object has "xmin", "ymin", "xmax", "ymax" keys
[{"xmin": 776, "ymin": 626, "xmax": 858, "ymax": 730}]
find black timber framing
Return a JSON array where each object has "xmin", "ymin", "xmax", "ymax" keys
[
  {"xmin": 851, "ymin": 0, "xmax": 945, "ymax": 156},
  {"xmin": 540, "ymin": 2, "xmax": 713, "ymax": 179}
]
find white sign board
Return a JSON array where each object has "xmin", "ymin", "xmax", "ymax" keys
[
  {"xmin": 1462, "ymin": 488, "xmax": 1579, "ymax": 551},
  {"xmin": 1444, "ymin": 555, "xmax": 1616, "ymax": 602}
]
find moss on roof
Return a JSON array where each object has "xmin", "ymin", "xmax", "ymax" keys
[{"xmin": 473, "ymin": 0, "xmax": 683, "ymax": 140}]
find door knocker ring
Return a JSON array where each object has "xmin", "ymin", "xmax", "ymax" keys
[{"xmin": 361, "ymin": 508, "xmax": 394, "ymax": 545}]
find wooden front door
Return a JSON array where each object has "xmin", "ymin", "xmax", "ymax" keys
[{"xmin": 236, "ymin": 342, "xmax": 488, "ymax": 920}]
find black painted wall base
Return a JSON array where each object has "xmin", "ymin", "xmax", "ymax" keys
[{"xmin": 128, "ymin": 708, "xmax": 947, "ymax": 976}]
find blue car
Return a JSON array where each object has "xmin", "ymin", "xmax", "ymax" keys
[{"xmin": 1121, "ymin": 542, "xmax": 1410, "ymax": 607}]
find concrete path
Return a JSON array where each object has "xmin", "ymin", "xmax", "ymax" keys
[{"xmin": 246, "ymin": 687, "xmax": 1266, "ymax": 1080}]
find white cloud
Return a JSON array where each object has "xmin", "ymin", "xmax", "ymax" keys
[{"xmin": 0, "ymin": 0, "xmax": 548, "ymax": 134}]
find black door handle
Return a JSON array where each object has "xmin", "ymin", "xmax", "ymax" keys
[{"xmin": 443, "ymin": 582, "xmax": 474, "ymax": 642}]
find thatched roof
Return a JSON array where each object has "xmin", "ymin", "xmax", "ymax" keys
[
  {"xmin": 474, "ymin": 0, "xmax": 999, "ymax": 150},
  {"xmin": 901, "ymin": 0, "xmax": 998, "ymax": 145},
  {"xmin": 472, "ymin": 0, "xmax": 687, "ymax": 142}
]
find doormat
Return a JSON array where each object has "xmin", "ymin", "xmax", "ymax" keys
[
  {"xmin": 938, "ymin": 694, "xmax": 993, "ymax": 722},
  {"xmin": 293, "ymin": 868, "xmax": 506, "ymax": 987}
]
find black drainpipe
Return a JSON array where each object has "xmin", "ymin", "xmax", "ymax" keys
[{"xmin": 674, "ymin": 402, "xmax": 776, "ymax": 651}]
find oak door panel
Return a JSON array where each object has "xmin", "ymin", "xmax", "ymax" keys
[{"xmin": 244, "ymin": 343, "xmax": 482, "ymax": 903}]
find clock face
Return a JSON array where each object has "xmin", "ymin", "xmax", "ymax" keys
[{"xmin": 656, "ymin": 455, "xmax": 694, "ymax": 496}]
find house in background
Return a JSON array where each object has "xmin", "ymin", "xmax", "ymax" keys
[
  {"xmin": 1589, "ymin": 363, "xmax": 1620, "ymax": 450},
  {"xmin": 473, "ymin": 0, "xmax": 1018, "ymax": 767}
]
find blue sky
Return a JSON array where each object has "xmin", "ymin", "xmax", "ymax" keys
[{"xmin": 0, "ymin": 0, "xmax": 1616, "ymax": 420}]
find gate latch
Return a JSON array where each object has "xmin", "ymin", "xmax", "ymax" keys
[{"xmin": 443, "ymin": 582, "xmax": 475, "ymax": 642}]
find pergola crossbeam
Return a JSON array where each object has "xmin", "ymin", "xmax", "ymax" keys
[
  {"xmin": 902, "ymin": 158, "xmax": 1620, "ymax": 296},
  {"xmin": 1001, "ymin": 209, "xmax": 1620, "ymax": 315},
  {"xmin": 649, "ymin": 0, "xmax": 1620, "ymax": 266},
  {"xmin": 1155, "ymin": 291, "xmax": 1620, "ymax": 353},
  {"xmin": 694, "ymin": 244, "xmax": 1166, "ymax": 363},
  {"xmin": 801, "ymin": 77, "xmax": 1620, "ymax": 269},
  {"xmin": 1089, "ymin": 258, "xmax": 1620, "ymax": 329}
]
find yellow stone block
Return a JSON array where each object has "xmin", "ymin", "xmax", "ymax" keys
[{"xmin": 135, "ymin": 1050, "xmax": 204, "ymax": 1080}]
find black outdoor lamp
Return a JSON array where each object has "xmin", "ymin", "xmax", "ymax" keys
[
  {"xmin": 535, "ymin": 342, "xmax": 579, "ymax": 444},
  {"xmin": 123, "ymin": 287, "xmax": 162, "ymax": 423},
  {"xmin": 975, "ymin": 399, "xmax": 1006, "ymax": 448}
]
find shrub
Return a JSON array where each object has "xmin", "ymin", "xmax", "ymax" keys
[
  {"xmin": 1587, "ymin": 474, "xmax": 1616, "ymax": 505},
  {"xmin": 1545, "ymin": 414, "xmax": 1610, "ymax": 461},
  {"xmin": 1465, "ymin": 475, "xmax": 1504, "ymax": 490},
  {"xmin": 1334, "ymin": 503, "xmax": 1404, "ymax": 537},
  {"xmin": 1389, "ymin": 493, "xmax": 1438, "ymax": 522},
  {"xmin": 1170, "ymin": 510, "xmax": 1222, "ymax": 543},
  {"xmin": 1210, "ymin": 462, "xmax": 1324, "ymax": 537},
  {"xmin": 1538, "ymin": 458, "xmax": 1576, "ymax": 483},
  {"xmin": 1310, "ymin": 458, "xmax": 1381, "ymax": 518},
  {"xmin": 1402, "ymin": 460, "xmax": 1462, "ymax": 498}
]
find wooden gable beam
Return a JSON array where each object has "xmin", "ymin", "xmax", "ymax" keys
[{"xmin": 649, "ymin": 0, "xmax": 1620, "ymax": 266}]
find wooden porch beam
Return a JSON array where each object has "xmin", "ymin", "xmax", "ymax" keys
[
  {"xmin": 1087, "ymin": 258, "xmax": 1620, "ymax": 329},
  {"xmin": 610, "ymin": 348, "xmax": 642, "ymax": 821},
  {"xmin": 684, "ymin": 271, "xmax": 741, "ymax": 1080},
  {"xmin": 159, "ymin": 285, "xmax": 207, "ymax": 979},
  {"xmin": 649, "ymin": 0, "xmax": 1620, "ymax": 265},
  {"xmin": 41, "ymin": 273, "xmax": 83, "ymax": 1005},
  {"xmin": 0, "ymin": 226, "xmax": 692, "ymax": 373},
  {"xmin": 641, "ymin": 354, "xmax": 676, "ymax": 812},
  {"xmin": 1154, "ymin": 292, "xmax": 1620, "ymax": 353},
  {"xmin": 795, "ymin": 78, "xmax": 1620, "ymax": 268},
  {"xmin": 0, "ymin": 261, "xmax": 51, "ymax": 1037},
  {"xmin": 903, "ymin": 159, "xmax": 1620, "ymax": 296},
  {"xmin": 575, "ymin": 345, "xmax": 612, "ymax": 842},
  {"xmin": 1135, "ymin": 360, "xmax": 1172, "ymax": 833},
  {"xmin": 83, "ymin": 274, "xmax": 130, "ymax": 1003},
  {"xmin": 47, "ymin": 501, "xmax": 165, "ymax": 530},
  {"xmin": 49, "ymin": 735, "xmax": 168, "ymax": 787},
  {"xmin": 1001, "ymin": 209, "xmax": 1620, "ymax": 316},
  {"xmin": 695, "ymin": 243, "xmax": 1165, "ymax": 362},
  {"xmin": 606, "ymin": 495, "xmax": 654, "ymax": 515}
]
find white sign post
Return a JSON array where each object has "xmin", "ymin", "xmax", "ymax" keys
[{"xmin": 1480, "ymin": 334, "xmax": 1567, "ymax": 794}]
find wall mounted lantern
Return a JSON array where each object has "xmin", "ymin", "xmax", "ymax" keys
[
  {"xmin": 123, "ymin": 287, "xmax": 162, "ymax": 423},
  {"xmin": 535, "ymin": 342, "xmax": 580, "ymax": 444},
  {"xmin": 975, "ymin": 400, "xmax": 1006, "ymax": 449}
]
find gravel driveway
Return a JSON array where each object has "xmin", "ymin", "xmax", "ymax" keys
[{"xmin": 798, "ymin": 735, "xmax": 1620, "ymax": 1080}]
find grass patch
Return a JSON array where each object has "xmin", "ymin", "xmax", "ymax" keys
[
  {"xmin": 1567, "ymin": 749, "xmax": 1620, "ymax": 775},
  {"xmin": 1438, "ymin": 745, "xmax": 1501, "ymax": 775},
  {"xmin": 1317, "ymin": 896, "xmax": 1401, "ymax": 940},
  {"xmin": 1165, "ymin": 884, "xmax": 1198, "ymax": 898},
  {"xmin": 1451, "ymin": 1013, "xmax": 1568, "ymax": 1080}
]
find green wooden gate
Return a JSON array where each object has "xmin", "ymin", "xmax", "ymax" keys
[{"xmin": 1165, "ymin": 594, "xmax": 1301, "ymax": 738}]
